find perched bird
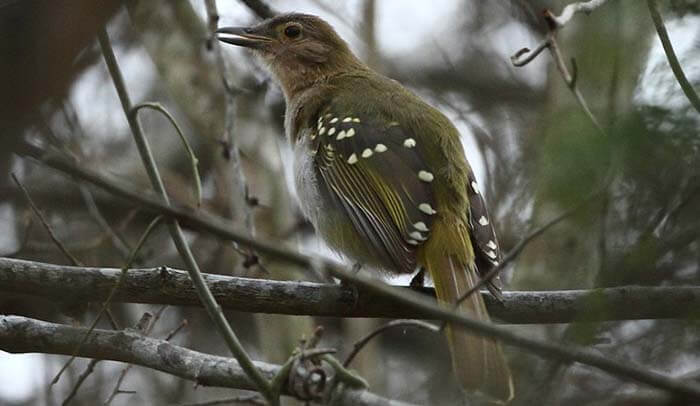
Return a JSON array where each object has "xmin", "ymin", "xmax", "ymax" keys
[{"xmin": 217, "ymin": 13, "xmax": 513, "ymax": 403}]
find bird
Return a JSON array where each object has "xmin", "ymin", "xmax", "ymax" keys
[{"xmin": 217, "ymin": 13, "xmax": 514, "ymax": 403}]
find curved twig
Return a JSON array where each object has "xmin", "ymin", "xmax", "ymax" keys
[
  {"xmin": 510, "ymin": 3, "xmax": 609, "ymax": 136},
  {"xmin": 511, "ymin": 39, "xmax": 551, "ymax": 67},
  {"xmin": 130, "ymin": 102, "xmax": 203, "ymax": 207},
  {"xmin": 647, "ymin": 0, "xmax": 700, "ymax": 115}
]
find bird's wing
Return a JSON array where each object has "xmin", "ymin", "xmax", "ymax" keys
[
  {"xmin": 466, "ymin": 173, "xmax": 504, "ymax": 293},
  {"xmin": 308, "ymin": 108, "xmax": 437, "ymax": 273}
]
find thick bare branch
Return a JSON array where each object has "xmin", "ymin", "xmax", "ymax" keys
[
  {"xmin": 2, "ymin": 257, "xmax": 699, "ymax": 324},
  {"xmin": 0, "ymin": 315, "xmax": 414, "ymax": 406}
]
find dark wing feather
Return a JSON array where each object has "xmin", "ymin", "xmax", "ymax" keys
[
  {"xmin": 309, "ymin": 108, "xmax": 437, "ymax": 273},
  {"xmin": 466, "ymin": 173, "xmax": 504, "ymax": 294}
]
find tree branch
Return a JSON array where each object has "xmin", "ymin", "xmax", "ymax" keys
[
  {"xmin": 2, "ymin": 257, "xmax": 699, "ymax": 324},
  {"xmin": 97, "ymin": 28, "xmax": 272, "ymax": 400},
  {"xmin": 646, "ymin": 0, "xmax": 700, "ymax": 115},
  {"xmin": 546, "ymin": 0, "xmax": 611, "ymax": 28},
  {"xmin": 0, "ymin": 315, "xmax": 414, "ymax": 406},
  {"xmin": 238, "ymin": 0, "xmax": 277, "ymax": 19},
  {"xmin": 11, "ymin": 142, "xmax": 700, "ymax": 400}
]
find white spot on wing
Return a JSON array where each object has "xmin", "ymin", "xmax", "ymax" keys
[
  {"xmin": 409, "ymin": 231, "xmax": 425, "ymax": 241},
  {"xmin": 486, "ymin": 250, "xmax": 497, "ymax": 259},
  {"xmin": 403, "ymin": 138, "xmax": 416, "ymax": 148},
  {"xmin": 347, "ymin": 153, "xmax": 358, "ymax": 164},
  {"xmin": 330, "ymin": 117, "xmax": 339, "ymax": 123},
  {"xmin": 336, "ymin": 130, "xmax": 347, "ymax": 140},
  {"xmin": 471, "ymin": 181, "xmax": 479, "ymax": 194},
  {"xmin": 478, "ymin": 216, "xmax": 489, "ymax": 226},
  {"xmin": 319, "ymin": 127, "xmax": 326, "ymax": 136},
  {"xmin": 346, "ymin": 128, "xmax": 356, "ymax": 138},
  {"xmin": 486, "ymin": 240, "xmax": 497, "ymax": 250},
  {"xmin": 342, "ymin": 117, "xmax": 352, "ymax": 122},
  {"xmin": 374, "ymin": 143, "xmax": 387, "ymax": 152},
  {"xmin": 413, "ymin": 221, "xmax": 428, "ymax": 232},
  {"xmin": 419, "ymin": 203, "xmax": 436, "ymax": 215},
  {"xmin": 361, "ymin": 148, "xmax": 373, "ymax": 158},
  {"xmin": 327, "ymin": 127, "xmax": 336, "ymax": 136},
  {"xmin": 418, "ymin": 170, "xmax": 434, "ymax": 182},
  {"xmin": 352, "ymin": 118, "xmax": 361, "ymax": 123}
]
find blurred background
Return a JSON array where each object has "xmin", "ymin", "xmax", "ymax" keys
[{"xmin": 1, "ymin": 0, "xmax": 699, "ymax": 404}]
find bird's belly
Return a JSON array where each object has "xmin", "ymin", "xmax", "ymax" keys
[{"xmin": 292, "ymin": 137, "xmax": 394, "ymax": 273}]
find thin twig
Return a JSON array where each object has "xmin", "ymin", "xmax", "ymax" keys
[
  {"xmin": 455, "ymin": 164, "xmax": 616, "ymax": 307},
  {"xmin": 97, "ymin": 29, "xmax": 272, "ymax": 401},
  {"xmin": 51, "ymin": 215, "xmax": 164, "ymax": 387},
  {"xmin": 164, "ymin": 319, "xmax": 189, "ymax": 341},
  {"xmin": 646, "ymin": 0, "xmax": 700, "ymax": 115},
  {"xmin": 511, "ymin": 40, "xmax": 551, "ymax": 67},
  {"xmin": 343, "ymin": 320, "xmax": 439, "ymax": 367},
  {"xmin": 61, "ymin": 358, "xmax": 100, "ymax": 405},
  {"xmin": 455, "ymin": 189, "xmax": 595, "ymax": 306},
  {"xmin": 12, "ymin": 173, "xmax": 82, "ymax": 266},
  {"xmin": 509, "ymin": 3, "xmax": 610, "ymax": 136},
  {"xmin": 104, "ymin": 307, "xmax": 168, "ymax": 405},
  {"xmin": 131, "ymin": 102, "xmax": 203, "ymax": 207},
  {"xmin": 79, "ymin": 183, "xmax": 131, "ymax": 259},
  {"xmin": 547, "ymin": 33, "xmax": 605, "ymax": 134}
]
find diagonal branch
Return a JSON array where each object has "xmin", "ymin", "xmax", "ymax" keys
[{"xmin": 12, "ymin": 173, "xmax": 83, "ymax": 266}]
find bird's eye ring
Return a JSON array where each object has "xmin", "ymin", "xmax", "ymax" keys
[{"xmin": 284, "ymin": 25, "xmax": 301, "ymax": 39}]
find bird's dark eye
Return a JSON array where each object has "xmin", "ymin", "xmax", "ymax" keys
[{"xmin": 284, "ymin": 25, "xmax": 301, "ymax": 38}]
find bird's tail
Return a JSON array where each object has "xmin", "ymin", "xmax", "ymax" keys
[{"xmin": 422, "ymin": 222, "xmax": 514, "ymax": 403}]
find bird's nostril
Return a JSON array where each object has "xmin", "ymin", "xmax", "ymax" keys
[{"xmin": 243, "ymin": 28, "xmax": 253, "ymax": 34}]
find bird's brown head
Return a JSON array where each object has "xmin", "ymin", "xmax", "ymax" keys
[{"xmin": 217, "ymin": 13, "xmax": 366, "ymax": 98}]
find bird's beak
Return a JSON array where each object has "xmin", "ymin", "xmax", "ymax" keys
[{"xmin": 216, "ymin": 26, "xmax": 271, "ymax": 49}]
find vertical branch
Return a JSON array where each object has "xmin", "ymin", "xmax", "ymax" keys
[
  {"xmin": 204, "ymin": 0, "xmax": 254, "ymax": 235},
  {"xmin": 96, "ymin": 28, "xmax": 272, "ymax": 401}
]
